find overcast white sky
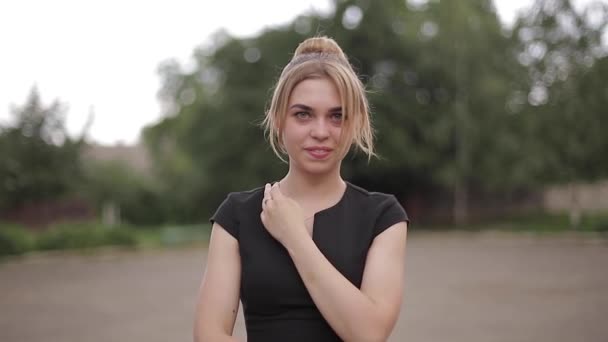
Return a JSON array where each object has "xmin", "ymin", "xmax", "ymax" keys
[{"xmin": 0, "ymin": 0, "xmax": 601, "ymax": 145}]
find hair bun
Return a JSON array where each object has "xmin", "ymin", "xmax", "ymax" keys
[{"xmin": 294, "ymin": 36, "xmax": 348, "ymax": 61}]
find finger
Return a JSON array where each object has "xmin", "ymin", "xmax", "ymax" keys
[
  {"xmin": 271, "ymin": 182, "xmax": 283, "ymax": 199},
  {"xmin": 264, "ymin": 183, "xmax": 271, "ymax": 198},
  {"xmin": 263, "ymin": 196, "xmax": 273, "ymax": 210},
  {"xmin": 263, "ymin": 184, "xmax": 271, "ymax": 207}
]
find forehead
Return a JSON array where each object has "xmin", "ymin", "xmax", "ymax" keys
[{"xmin": 288, "ymin": 77, "xmax": 341, "ymax": 107}]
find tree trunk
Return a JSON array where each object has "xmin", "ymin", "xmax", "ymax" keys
[
  {"xmin": 453, "ymin": 180, "xmax": 468, "ymax": 225},
  {"xmin": 102, "ymin": 200, "xmax": 121, "ymax": 227},
  {"xmin": 568, "ymin": 182, "xmax": 581, "ymax": 229}
]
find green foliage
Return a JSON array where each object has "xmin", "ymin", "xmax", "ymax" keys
[
  {"xmin": 80, "ymin": 160, "xmax": 165, "ymax": 225},
  {"xmin": 36, "ymin": 222, "xmax": 137, "ymax": 251},
  {"xmin": 420, "ymin": 210, "xmax": 608, "ymax": 234},
  {"xmin": 0, "ymin": 87, "xmax": 84, "ymax": 211},
  {"xmin": 582, "ymin": 212, "xmax": 608, "ymax": 233},
  {"xmin": 497, "ymin": 211, "xmax": 608, "ymax": 233},
  {"xmin": 511, "ymin": 0, "xmax": 608, "ymax": 184},
  {"xmin": 0, "ymin": 224, "xmax": 34, "ymax": 256},
  {"xmin": 2, "ymin": 0, "xmax": 605, "ymax": 226},
  {"xmin": 0, "ymin": 223, "xmax": 211, "ymax": 257},
  {"xmin": 1, "ymin": 222, "xmax": 137, "ymax": 256},
  {"xmin": 158, "ymin": 224, "xmax": 211, "ymax": 246},
  {"xmin": 506, "ymin": 211, "xmax": 608, "ymax": 233},
  {"xmin": 144, "ymin": 0, "xmax": 528, "ymax": 222}
]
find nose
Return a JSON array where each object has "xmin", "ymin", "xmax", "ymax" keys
[{"xmin": 310, "ymin": 117, "xmax": 330, "ymax": 140}]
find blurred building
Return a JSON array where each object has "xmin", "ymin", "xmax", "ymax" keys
[
  {"xmin": 81, "ymin": 142, "xmax": 151, "ymax": 175},
  {"xmin": 544, "ymin": 180, "xmax": 608, "ymax": 213}
]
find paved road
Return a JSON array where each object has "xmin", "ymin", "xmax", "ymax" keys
[{"xmin": 1, "ymin": 231, "xmax": 607, "ymax": 342}]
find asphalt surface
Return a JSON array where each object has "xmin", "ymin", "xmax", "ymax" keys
[{"xmin": 1, "ymin": 231, "xmax": 606, "ymax": 342}]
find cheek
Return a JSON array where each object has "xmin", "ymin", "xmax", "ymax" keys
[
  {"xmin": 331, "ymin": 125, "xmax": 344, "ymax": 140},
  {"xmin": 281, "ymin": 126, "xmax": 303, "ymax": 149},
  {"xmin": 333, "ymin": 124, "xmax": 343, "ymax": 134},
  {"xmin": 284, "ymin": 123, "xmax": 306, "ymax": 137}
]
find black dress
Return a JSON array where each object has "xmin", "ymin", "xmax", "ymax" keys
[{"xmin": 210, "ymin": 181, "xmax": 409, "ymax": 342}]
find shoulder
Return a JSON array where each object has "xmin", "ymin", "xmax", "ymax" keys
[
  {"xmin": 225, "ymin": 185, "xmax": 265, "ymax": 205},
  {"xmin": 346, "ymin": 182, "xmax": 409, "ymax": 235},
  {"xmin": 210, "ymin": 185, "xmax": 266, "ymax": 238},
  {"xmin": 347, "ymin": 182, "xmax": 401, "ymax": 208},
  {"xmin": 220, "ymin": 185, "xmax": 267, "ymax": 216}
]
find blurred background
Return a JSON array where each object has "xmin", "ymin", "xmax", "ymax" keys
[{"xmin": 1, "ymin": 0, "xmax": 607, "ymax": 341}]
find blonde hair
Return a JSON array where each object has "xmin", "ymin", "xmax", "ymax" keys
[{"xmin": 262, "ymin": 36, "xmax": 376, "ymax": 163}]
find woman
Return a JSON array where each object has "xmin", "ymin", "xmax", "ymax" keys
[{"xmin": 194, "ymin": 36, "xmax": 409, "ymax": 342}]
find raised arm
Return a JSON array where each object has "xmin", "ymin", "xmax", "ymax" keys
[
  {"xmin": 261, "ymin": 183, "xmax": 408, "ymax": 341},
  {"xmin": 193, "ymin": 223, "xmax": 241, "ymax": 342},
  {"xmin": 287, "ymin": 222, "xmax": 408, "ymax": 342}
]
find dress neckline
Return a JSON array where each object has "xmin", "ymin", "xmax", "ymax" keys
[
  {"xmin": 309, "ymin": 181, "xmax": 350, "ymax": 244},
  {"xmin": 312, "ymin": 181, "xmax": 351, "ymax": 219}
]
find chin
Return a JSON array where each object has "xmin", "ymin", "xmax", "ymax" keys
[{"xmin": 297, "ymin": 157, "xmax": 340, "ymax": 175}]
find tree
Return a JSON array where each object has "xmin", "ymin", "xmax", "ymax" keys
[
  {"xmin": 330, "ymin": 0, "xmax": 526, "ymax": 223},
  {"xmin": 0, "ymin": 86, "xmax": 84, "ymax": 211},
  {"xmin": 143, "ymin": 0, "xmax": 529, "ymax": 223},
  {"xmin": 143, "ymin": 0, "xmax": 606, "ymax": 225},
  {"xmin": 512, "ymin": 0, "xmax": 608, "ymax": 227}
]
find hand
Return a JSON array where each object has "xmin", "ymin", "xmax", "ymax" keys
[{"xmin": 260, "ymin": 182, "xmax": 309, "ymax": 247}]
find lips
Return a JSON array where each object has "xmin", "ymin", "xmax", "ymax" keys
[{"xmin": 304, "ymin": 146, "xmax": 333, "ymax": 160}]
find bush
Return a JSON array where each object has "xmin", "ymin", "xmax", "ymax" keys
[
  {"xmin": 0, "ymin": 224, "xmax": 34, "ymax": 256},
  {"xmin": 36, "ymin": 222, "xmax": 137, "ymax": 251},
  {"xmin": 81, "ymin": 160, "xmax": 166, "ymax": 226},
  {"xmin": 582, "ymin": 213, "xmax": 608, "ymax": 233},
  {"xmin": 159, "ymin": 224, "xmax": 211, "ymax": 246}
]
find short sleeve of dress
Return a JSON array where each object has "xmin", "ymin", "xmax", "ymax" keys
[
  {"xmin": 373, "ymin": 195, "xmax": 409, "ymax": 238},
  {"xmin": 209, "ymin": 193, "xmax": 239, "ymax": 239}
]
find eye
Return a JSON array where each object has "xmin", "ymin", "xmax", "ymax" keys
[
  {"xmin": 330, "ymin": 112, "xmax": 343, "ymax": 121},
  {"xmin": 295, "ymin": 111, "xmax": 311, "ymax": 119}
]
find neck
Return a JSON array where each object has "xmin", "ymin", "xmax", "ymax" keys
[{"xmin": 279, "ymin": 166, "xmax": 345, "ymax": 202}]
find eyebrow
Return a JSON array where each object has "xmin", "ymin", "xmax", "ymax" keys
[{"xmin": 289, "ymin": 104, "xmax": 342, "ymax": 112}]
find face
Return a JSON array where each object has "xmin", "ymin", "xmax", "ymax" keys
[{"xmin": 281, "ymin": 77, "xmax": 345, "ymax": 175}]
